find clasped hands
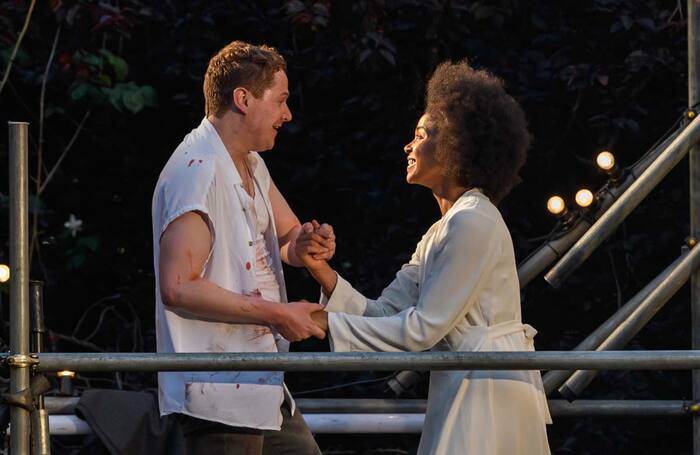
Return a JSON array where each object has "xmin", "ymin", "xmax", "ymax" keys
[{"xmin": 273, "ymin": 220, "xmax": 332, "ymax": 342}]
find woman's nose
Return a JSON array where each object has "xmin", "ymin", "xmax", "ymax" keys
[{"xmin": 404, "ymin": 142, "xmax": 412, "ymax": 153}]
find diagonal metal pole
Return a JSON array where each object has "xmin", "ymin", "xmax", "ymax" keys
[
  {"xmin": 9, "ymin": 121, "xmax": 31, "ymax": 454},
  {"xmin": 542, "ymin": 247, "xmax": 693, "ymax": 395},
  {"xmin": 689, "ymin": 1, "xmax": 700, "ymax": 454}
]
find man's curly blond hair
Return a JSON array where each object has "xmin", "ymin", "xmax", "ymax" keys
[{"xmin": 204, "ymin": 41, "xmax": 287, "ymax": 117}]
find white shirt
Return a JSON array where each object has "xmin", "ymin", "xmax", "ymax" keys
[
  {"xmin": 323, "ymin": 189, "xmax": 551, "ymax": 454},
  {"xmin": 152, "ymin": 118, "xmax": 292, "ymax": 430}
]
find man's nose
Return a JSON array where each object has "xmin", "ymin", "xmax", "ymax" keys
[{"xmin": 283, "ymin": 104, "xmax": 292, "ymax": 122}]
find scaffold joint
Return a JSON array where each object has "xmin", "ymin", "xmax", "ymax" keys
[
  {"xmin": 5, "ymin": 354, "xmax": 39, "ymax": 369},
  {"xmin": 686, "ymin": 402, "xmax": 700, "ymax": 414}
]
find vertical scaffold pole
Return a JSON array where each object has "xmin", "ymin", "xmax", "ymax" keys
[
  {"xmin": 689, "ymin": 1, "xmax": 700, "ymax": 454},
  {"xmin": 9, "ymin": 121, "xmax": 31, "ymax": 454}
]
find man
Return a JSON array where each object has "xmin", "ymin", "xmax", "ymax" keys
[{"xmin": 152, "ymin": 40, "xmax": 332, "ymax": 454}]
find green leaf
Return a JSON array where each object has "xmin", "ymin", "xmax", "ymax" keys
[
  {"xmin": 122, "ymin": 89, "xmax": 144, "ymax": 113},
  {"xmin": 97, "ymin": 73, "xmax": 112, "ymax": 87},
  {"xmin": 70, "ymin": 83, "xmax": 90, "ymax": 101},
  {"xmin": 101, "ymin": 50, "xmax": 129, "ymax": 81},
  {"xmin": 82, "ymin": 52, "xmax": 103, "ymax": 68},
  {"xmin": 105, "ymin": 87, "xmax": 124, "ymax": 112},
  {"xmin": 140, "ymin": 86, "xmax": 157, "ymax": 107}
]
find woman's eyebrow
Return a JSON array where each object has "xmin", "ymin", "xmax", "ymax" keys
[{"xmin": 416, "ymin": 126, "xmax": 427, "ymax": 133}]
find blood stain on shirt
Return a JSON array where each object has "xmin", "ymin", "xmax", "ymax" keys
[{"xmin": 187, "ymin": 159, "xmax": 195, "ymax": 167}]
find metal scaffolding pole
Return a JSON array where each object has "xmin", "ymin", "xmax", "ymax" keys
[
  {"xmin": 9, "ymin": 121, "xmax": 31, "ymax": 455},
  {"xmin": 689, "ymin": 2, "xmax": 700, "ymax": 454},
  {"xmin": 559, "ymin": 243, "xmax": 700, "ymax": 399},
  {"xmin": 544, "ymin": 115, "xmax": 700, "ymax": 288},
  {"xmin": 542, "ymin": 246, "xmax": 695, "ymax": 394},
  {"xmin": 20, "ymin": 350, "xmax": 700, "ymax": 372},
  {"xmin": 34, "ymin": 396, "xmax": 700, "ymax": 418},
  {"xmin": 517, "ymin": 126, "xmax": 683, "ymax": 287}
]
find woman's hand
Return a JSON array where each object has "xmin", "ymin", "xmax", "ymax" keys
[
  {"xmin": 295, "ymin": 220, "xmax": 336, "ymax": 270},
  {"xmin": 273, "ymin": 301, "xmax": 326, "ymax": 341},
  {"xmin": 311, "ymin": 309, "xmax": 329, "ymax": 332}
]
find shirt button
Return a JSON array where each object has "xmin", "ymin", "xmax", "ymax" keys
[{"xmin": 248, "ymin": 241, "xmax": 253, "ymax": 247}]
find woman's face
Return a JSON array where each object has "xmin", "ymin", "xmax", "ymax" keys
[{"xmin": 404, "ymin": 114, "xmax": 443, "ymax": 187}]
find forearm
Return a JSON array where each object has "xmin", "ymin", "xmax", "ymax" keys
[
  {"xmin": 307, "ymin": 262, "xmax": 339, "ymax": 298},
  {"xmin": 162, "ymin": 278, "xmax": 283, "ymax": 326}
]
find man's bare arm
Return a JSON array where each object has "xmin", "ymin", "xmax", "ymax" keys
[{"xmin": 159, "ymin": 211, "xmax": 325, "ymax": 340}]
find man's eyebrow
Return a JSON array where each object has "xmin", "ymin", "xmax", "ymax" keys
[
  {"xmin": 416, "ymin": 126, "xmax": 427, "ymax": 133},
  {"xmin": 280, "ymin": 91, "xmax": 289, "ymax": 98}
]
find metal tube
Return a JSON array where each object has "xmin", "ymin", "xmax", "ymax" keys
[
  {"xmin": 298, "ymin": 399, "xmax": 691, "ymax": 417},
  {"xmin": 689, "ymin": 2, "xmax": 700, "ymax": 454},
  {"xmin": 544, "ymin": 115, "xmax": 700, "ymax": 288},
  {"xmin": 29, "ymin": 281, "xmax": 45, "ymax": 354},
  {"xmin": 29, "ymin": 281, "xmax": 49, "ymax": 455},
  {"xmin": 25, "ymin": 350, "xmax": 700, "ymax": 372},
  {"xmin": 44, "ymin": 397, "xmax": 79, "ymax": 415},
  {"xmin": 9, "ymin": 121, "xmax": 30, "ymax": 455},
  {"xmin": 39, "ymin": 396, "xmax": 696, "ymax": 418},
  {"xmin": 28, "ymin": 401, "xmax": 695, "ymax": 436},
  {"xmin": 542, "ymin": 248, "xmax": 691, "ymax": 394},
  {"xmin": 38, "ymin": 396, "xmax": 695, "ymax": 418},
  {"xmin": 559, "ymin": 244, "xmax": 700, "ymax": 399},
  {"xmin": 518, "ymin": 127, "xmax": 682, "ymax": 287}
]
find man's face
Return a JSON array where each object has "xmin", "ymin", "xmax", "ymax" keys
[{"xmin": 245, "ymin": 70, "xmax": 292, "ymax": 152}]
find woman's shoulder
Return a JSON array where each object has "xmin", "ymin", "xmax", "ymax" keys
[{"xmin": 439, "ymin": 192, "xmax": 509, "ymax": 246}]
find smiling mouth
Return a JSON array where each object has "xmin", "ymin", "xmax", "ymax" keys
[{"xmin": 407, "ymin": 157, "xmax": 416, "ymax": 169}]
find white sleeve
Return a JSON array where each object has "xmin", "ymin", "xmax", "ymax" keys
[
  {"xmin": 328, "ymin": 210, "xmax": 500, "ymax": 352},
  {"xmin": 155, "ymin": 151, "xmax": 216, "ymax": 238},
  {"xmin": 321, "ymin": 257, "xmax": 420, "ymax": 317}
]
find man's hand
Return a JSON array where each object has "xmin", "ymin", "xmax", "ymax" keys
[
  {"xmin": 295, "ymin": 220, "xmax": 336, "ymax": 269},
  {"xmin": 273, "ymin": 301, "xmax": 326, "ymax": 341}
]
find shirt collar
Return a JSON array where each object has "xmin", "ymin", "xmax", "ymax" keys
[{"xmin": 199, "ymin": 117, "xmax": 260, "ymax": 186}]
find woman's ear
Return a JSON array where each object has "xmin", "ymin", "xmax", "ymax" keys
[{"xmin": 232, "ymin": 87, "xmax": 249, "ymax": 113}]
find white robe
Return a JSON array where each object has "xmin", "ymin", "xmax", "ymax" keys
[{"xmin": 324, "ymin": 189, "xmax": 551, "ymax": 455}]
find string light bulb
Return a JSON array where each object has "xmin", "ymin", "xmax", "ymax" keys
[
  {"xmin": 57, "ymin": 370, "xmax": 76, "ymax": 395},
  {"xmin": 546, "ymin": 196, "xmax": 567, "ymax": 216},
  {"xmin": 0, "ymin": 264, "xmax": 9, "ymax": 283},
  {"xmin": 596, "ymin": 151, "xmax": 615, "ymax": 171},
  {"xmin": 575, "ymin": 189, "xmax": 595, "ymax": 208}
]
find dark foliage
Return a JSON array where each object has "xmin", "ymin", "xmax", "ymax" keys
[{"xmin": 0, "ymin": 0, "xmax": 694, "ymax": 453}]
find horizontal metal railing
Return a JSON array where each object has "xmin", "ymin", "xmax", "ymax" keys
[{"xmin": 17, "ymin": 350, "xmax": 700, "ymax": 372}]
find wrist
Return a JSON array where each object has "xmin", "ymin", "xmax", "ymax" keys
[{"xmin": 253, "ymin": 295, "xmax": 284, "ymax": 326}]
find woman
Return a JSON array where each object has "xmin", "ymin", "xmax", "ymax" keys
[{"xmin": 296, "ymin": 61, "xmax": 551, "ymax": 454}]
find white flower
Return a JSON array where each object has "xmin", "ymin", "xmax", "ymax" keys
[{"xmin": 64, "ymin": 214, "xmax": 83, "ymax": 237}]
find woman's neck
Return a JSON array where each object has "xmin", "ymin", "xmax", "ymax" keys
[{"xmin": 432, "ymin": 180, "xmax": 472, "ymax": 216}]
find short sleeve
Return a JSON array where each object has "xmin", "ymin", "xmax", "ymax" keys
[{"xmin": 154, "ymin": 147, "xmax": 217, "ymax": 238}]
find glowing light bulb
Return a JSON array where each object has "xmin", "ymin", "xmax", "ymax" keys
[
  {"xmin": 575, "ymin": 189, "xmax": 594, "ymax": 208},
  {"xmin": 0, "ymin": 264, "xmax": 9, "ymax": 283},
  {"xmin": 596, "ymin": 151, "xmax": 615, "ymax": 171},
  {"xmin": 57, "ymin": 370, "xmax": 76, "ymax": 378},
  {"xmin": 547, "ymin": 196, "xmax": 566, "ymax": 216}
]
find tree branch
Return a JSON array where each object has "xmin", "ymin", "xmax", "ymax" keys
[
  {"xmin": 39, "ymin": 110, "xmax": 91, "ymax": 195},
  {"xmin": 31, "ymin": 25, "xmax": 62, "ymax": 265},
  {"xmin": 0, "ymin": 0, "xmax": 38, "ymax": 98}
]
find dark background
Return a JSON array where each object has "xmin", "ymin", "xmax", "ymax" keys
[{"xmin": 0, "ymin": 0, "xmax": 695, "ymax": 453}]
